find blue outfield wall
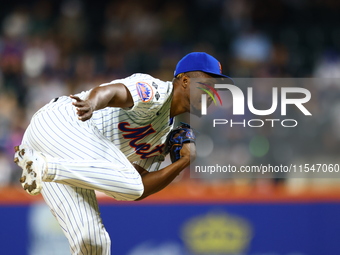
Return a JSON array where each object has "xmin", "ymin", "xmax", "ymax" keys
[{"xmin": 0, "ymin": 202, "xmax": 340, "ymax": 255}]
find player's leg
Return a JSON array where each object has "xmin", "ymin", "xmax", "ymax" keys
[
  {"xmin": 19, "ymin": 105, "xmax": 112, "ymax": 254},
  {"xmin": 15, "ymin": 143, "xmax": 143, "ymax": 200},
  {"xmin": 44, "ymin": 156, "xmax": 143, "ymax": 201},
  {"xmin": 15, "ymin": 100, "xmax": 143, "ymax": 200},
  {"xmin": 42, "ymin": 183, "xmax": 111, "ymax": 255}
]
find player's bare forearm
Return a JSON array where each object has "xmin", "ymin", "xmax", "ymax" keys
[
  {"xmin": 135, "ymin": 143, "xmax": 195, "ymax": 201},
  {"xmin": 87, "ymin": 83, "xmax": 134, "ymax": 109},
  {"xmin": 70, "ymin": 83, "xmax": 134, "ymax": 121},
  {"xmin": 135, "ymin": 157, "xmax": 190, "ymax": 201}
]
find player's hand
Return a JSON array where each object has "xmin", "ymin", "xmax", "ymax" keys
[
  {"xmin": 70, "ymin": 95, "xmax": 94, "ymax": 121},
  {"xmin": 180, "ymin": 142, "xmax": 196, "ymax": 162}
]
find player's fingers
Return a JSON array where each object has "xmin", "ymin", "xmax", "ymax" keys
[
  {"xmin": 76, "ymin": 110, "xmax": 89, "ymax": 118},
  {"xmin": 76, "ymin": 109, "xmax": 83, "ymax": 115},
  {"xmin": 78, "ymin": 112, "xmax": 92, "ymax": 121},
  {"xmin": 73, "ymin": 101, "xmax": 86, "ymax": 107},
  {"xmin": 70, "ymin": 95, "xmax": 82, "ymax": 102},
  {"xmin": 76, "ymin": 106, "xmax": 91, "ymax": 112}
]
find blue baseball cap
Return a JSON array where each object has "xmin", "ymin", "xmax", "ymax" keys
[{"xmin": 174, "ymin": 52, "xmax": 231, "ymax": 79}]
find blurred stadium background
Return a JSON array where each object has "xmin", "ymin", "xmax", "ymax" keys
[{"xmin": 1, "ymin": 0, "xmax": 340, "ymax": 254}]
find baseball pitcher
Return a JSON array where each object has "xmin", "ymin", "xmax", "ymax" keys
[{"xmin": 14, "ymin": 52, "xmax": 231, "ymax": 255}]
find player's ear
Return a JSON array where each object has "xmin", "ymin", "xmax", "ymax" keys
[
  {"xmin": 174, "ymin": 73, "xmax": 190, "ymax": 90},
  {"xmin": 181, "ymin": 74, "xmax": 190, "ymax": 89}
]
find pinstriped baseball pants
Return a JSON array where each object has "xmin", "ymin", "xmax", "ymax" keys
[{"xmin": 22, "ymin": 97, "xmax": 144, "ymax": 255}]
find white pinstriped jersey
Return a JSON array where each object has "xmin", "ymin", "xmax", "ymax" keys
[
  {"xmin": 77, "ymin": 73, "xmax": 174, "ymax": 172},
  {"xmin": 19, "ymin": 73, "xmax": 175, "ymax": 254}
]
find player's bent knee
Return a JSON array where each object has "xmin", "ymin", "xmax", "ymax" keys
[
  {"xmin": 126, "ymin": 181, "xmax": 144, "ymax": 201},
  {"xmin": 105, "ymin": 168, "xmax": 144, "ymax": 201},
  {"xmin": 134, "ymin": 183, "xmax": 144, "ymax": 199},
  {"xmin": 128, "ymin": 171, "xmax": 144, "ymax": 200}
]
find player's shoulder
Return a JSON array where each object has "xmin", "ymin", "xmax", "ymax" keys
[
  {"xmin": 122, "ymin": 73, "xmax": 172, "ymax": 93},
  {"xmin": 121, "ymin": 73, "xmax": 165, "ymax": 84}
]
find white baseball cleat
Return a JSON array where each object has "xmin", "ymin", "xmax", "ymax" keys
[{"xmin": 14, "ymin": 145, "xmax": 47, "ymax": 195}]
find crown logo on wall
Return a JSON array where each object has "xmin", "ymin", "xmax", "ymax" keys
[{"xmin": 182, "ymin": 212, "xmax": 252, "ymax": 254}]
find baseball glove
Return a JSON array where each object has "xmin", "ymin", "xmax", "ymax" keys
[{"xmin": 164, "ymin": 122, "xmax": 196, "ymax": 163}]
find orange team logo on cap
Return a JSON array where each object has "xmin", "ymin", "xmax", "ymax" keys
[{"xmin": 218, "ymin": 62, "xmax": 222, "ymax": 74}]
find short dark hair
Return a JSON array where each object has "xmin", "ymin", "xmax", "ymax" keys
[{"xmin": 175, "ymin": 71, "xmax": 205, "ymax": 79}]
